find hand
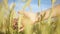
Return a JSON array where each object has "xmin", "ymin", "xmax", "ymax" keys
[
  {"xmin": 14, "ymin": 10, "xmax": 38, "ymax": 32},
  {"xmin": 18, "ymin": 10, "xmax": 38, "ymax": 24}
]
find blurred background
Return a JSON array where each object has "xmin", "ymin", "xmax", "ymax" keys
[
  {"xmin": 8, "ymin": 0, "xmax": 60, "ymax": 12},
  {"xmin": 0, "ymin": 0, "xmax": 60, "ymax": 34},
  {"xmin": 0, "ymin": 0, "xmax": 60, "ymax": 12}
]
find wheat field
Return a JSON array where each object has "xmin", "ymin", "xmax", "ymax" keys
[{"xmin": 0, "ymin": 0, "xmax": 60, "ymax": 34}]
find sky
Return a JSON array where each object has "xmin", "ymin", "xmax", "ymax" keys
[
  {"xmin": 8, "ymin": 0, "xmax": 52, "ymax": 12},
  {"xmin": 0, "ymin": 0, "xmax": 60, "ymax": 12}
]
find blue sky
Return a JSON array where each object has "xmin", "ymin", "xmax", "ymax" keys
[
  {"xmin": 0, "ymin": 0, "xmax": 60, "ymax": 12},
  {"xmin": 8, "ymin": 0, "xmax": 52, "ymax": 12}
]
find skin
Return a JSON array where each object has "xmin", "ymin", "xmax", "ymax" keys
[{"xmin": 14, "ymin": 5, "xmax": 60, "ymax": 31}]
